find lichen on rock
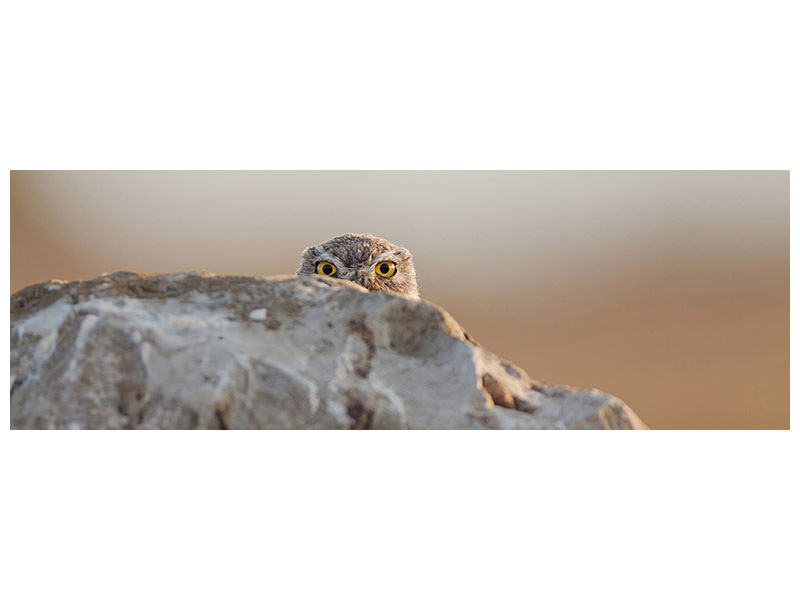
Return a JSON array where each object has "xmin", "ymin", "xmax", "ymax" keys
[{"xmin": 10, "ymin": 271, "xmax": 647, "ymax": 430}]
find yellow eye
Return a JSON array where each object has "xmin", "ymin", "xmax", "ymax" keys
[
  {"xmin": 375, "ymin": 261, "xmax": 397, "ymax": 277},
  {"xmin": 316, "ymin": 262, "xmax": 337, "ymax": 276}
]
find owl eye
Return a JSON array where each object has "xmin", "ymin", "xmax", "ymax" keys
[
  {"xmin": 316, "ymin": 262, "xmax": 337, "ymax": 276},
  {"xmin": 375, "ymin": 261, "xmax": 397, "ymax": 277}
]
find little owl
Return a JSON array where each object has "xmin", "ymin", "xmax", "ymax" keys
[{"xmin": 296, "ymin": 233, "xmax": 420, "ymax": 300}]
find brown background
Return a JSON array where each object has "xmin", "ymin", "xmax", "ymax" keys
[{"xmin": 9, "ymin": 171, "xmax": 789, "ymax": 429}]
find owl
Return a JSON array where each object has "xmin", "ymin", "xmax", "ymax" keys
[{"xmin": 296, "ymin": 233, "xmax": 420, "ymax": 300}]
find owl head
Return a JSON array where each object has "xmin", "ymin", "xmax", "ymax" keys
[{"xmin": 296, "ymin": 233, "xmax": 420, "ymax": 300}]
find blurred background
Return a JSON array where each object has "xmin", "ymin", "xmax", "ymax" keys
[{"xmin": 10, "ymin": 171, "xmax": 788, "ymax": 429}]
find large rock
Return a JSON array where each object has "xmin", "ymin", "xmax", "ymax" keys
[{"xmin": 10, "ymin": 272, "xmax": 647, "ymax": 429}]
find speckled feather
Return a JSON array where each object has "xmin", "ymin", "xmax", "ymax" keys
[{"xmin": 296, "ymin": 233, "xmax": 420, "ymax": 300}]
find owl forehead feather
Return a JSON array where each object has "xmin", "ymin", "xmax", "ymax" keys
[{"xmin": 304, "ymin": 233, "xmax": 411, "ymax": 265}]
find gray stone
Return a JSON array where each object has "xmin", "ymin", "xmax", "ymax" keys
[{"xmin": 9, "ymin": 272, "xmax": 648, "ymax": 430}]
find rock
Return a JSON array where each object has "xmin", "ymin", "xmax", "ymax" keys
[{"xmin": 10, "ymin": 272, "xmax": 647, "ymax": 430}]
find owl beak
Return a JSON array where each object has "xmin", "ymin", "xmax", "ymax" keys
[{"xmin": 346, "ymin": 270, "xmax": 370, "ymax": 289}]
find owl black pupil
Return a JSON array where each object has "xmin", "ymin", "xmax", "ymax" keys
[
  {"xmin": 380, "ymin": 264, "xmax": 389, "ymax": 273},
  {"xmin": 322, "ymin": 264, "xmax": 333, "ymax": 275}
]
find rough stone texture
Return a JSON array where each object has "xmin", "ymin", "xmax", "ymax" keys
[{"xmin": 10, "ymin": 272, "xmax": 647, "ymax": 430}]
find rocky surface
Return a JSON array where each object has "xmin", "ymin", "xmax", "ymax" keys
[{"xmin": 10, "ymin": 272, "xmax": 647, "ymax": 430}]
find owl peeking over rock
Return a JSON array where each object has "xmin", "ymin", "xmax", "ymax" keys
[{"xmin": 297, "ymin": 233, "xmax": 420, "ymax": 301}]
